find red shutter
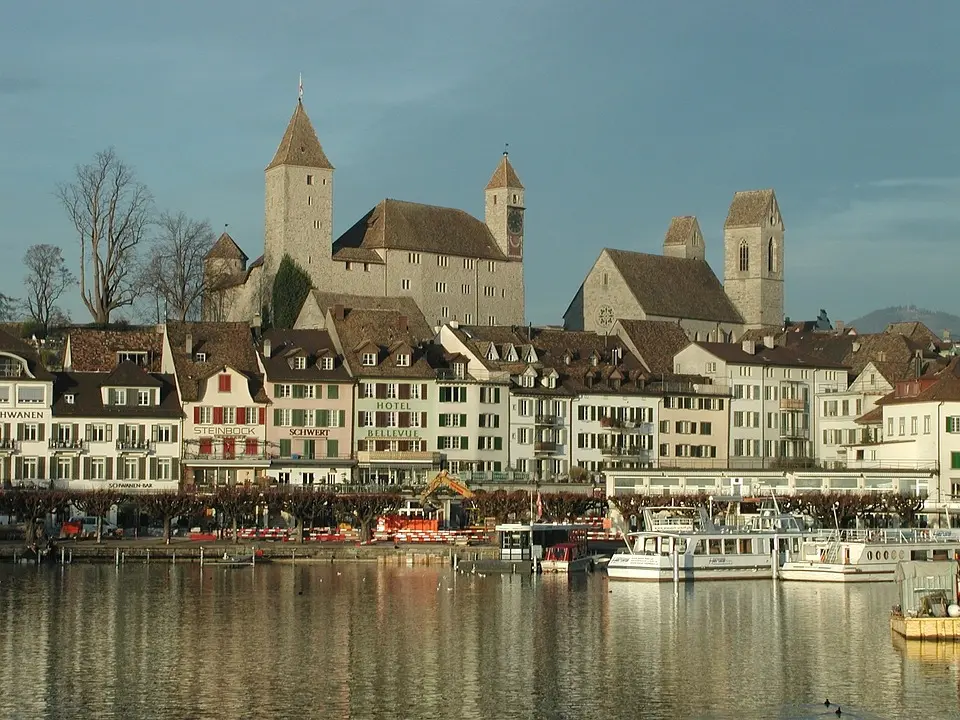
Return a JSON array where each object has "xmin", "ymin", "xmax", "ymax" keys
[
  {"xmin": 223, "ymin": 439, "xmax": 235, "ymax": 459},
  {"xmin": 245, "ymin": 438, "xmax": 258, "ymax": 456},
  {"xmin": 236, "ymin": 407, "xmax": 246, "ymax": 424},
  {"xmin": 193, "ymin": 406, "xmax": 200, "ymax": 423},
  {"xmin": 258, "ymin": 407, "xmax": 265, "ymax": 425},
  {"xmin": 199, "ymin": 439, "xmax": 212, "ymax": 455},
  {"xmin": 213, "ymin": 407, "xmax": 224, "ymax": 424},
  {"xmin": 218, "ymin": 374, "xmax": 231, "ymax": 392}
]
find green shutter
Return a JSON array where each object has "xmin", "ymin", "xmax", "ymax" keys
[
  {"xmin": 150, "ymin": 457, "xmax": 158, "ymax": 479},
  {"xmin": 303, "ymin": 440, "xmax": 315, "ymax": 460},
  {"xmin": 460, "ymin": 437, "xmax": 468, "ymax": 450},
  {"xmin": 83, "ymin": 457, "xmax": 91, "ymax": 479},
  {"xmin": 172, "ymin": 459, "xmax": 180, "ymax": 484},
  {"xmin": 274, "ymin": 409, "xmax": 282, "ymax": 426},
  {"xmin": 172, "ymin": 425, "xmax": 178, "ymax": 442},
  {"xmin": 338, "ymin": 410, "xmax": 345, "ymax": 428},
  {"xmin": 460, "ymin": 414, "xmax": 467, "ymax": 426},
  {"xmin": 318, "ymin": 409, "xmax": 329, "ymax": 427},
  {"xmin": 327, "ymin": 439, "xmax": 339, "ymax": 458},
  {"xmin": 953, "ymin": 452, "xmax": 960, "ymax": 469},
  {"xmin": 439, "ymin": 415, "xmax": 447, "ymax": 427},
  {"xmin": 947, "ymin": 418, "xmax": 953, "ymax": 433},
  {"xmin": 279, "ymin": 439, "xmax": 291, "ymax": 457},
  {"xmin": 328, "ymin": 385, "xmax": 339, "ymax": 400},
  {"xmin": 37, "ymin": 457, "xmax": 45, "ymax": 478},
  {"xmin": 105, "ymin": 457, "xmax": 113, "ymax": 480},
  {"xmin": 292, "ymin": 385, "xmax": 305, "ymax": 399},
  {"xmin": 292, "ymin": 409, "xmax": 305, "ymax": 427},
  {"xmin": 139, "ymin": 457, "xmax": 147, "ymax": 480},
  {"xmin": 494, "ymin": 437, "xmax": 502, "ymax": 451}
]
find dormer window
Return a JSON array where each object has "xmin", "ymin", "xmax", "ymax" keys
[
  {"xmin": 138, "ymin": 389, "xmax": 151, "ymax": 406},
  {"xmin": 504, "ymin": 344, "xmax": 518, "ymax": 362},
  {"xmin": 546, "ymin": 376, "xmax": 557, "ymax": 389},
  {"xmin": 520, "ymin": 375, "xmax": 535, "ymax": 388},
  {"xmin": 195, "ymin": 352, "xmax": 207, "ymax": 362},
  {"xmin": 293, "ymin": 356, "xmax": 307, "ymax": 370},
  {"xmin": 117, "ymin": 351, "xmax": 148, "ymax": 366},
  {"xmin": 396, "ymin": 354, "xmax": 411, "ymax": 367},
  {"xmin": 322, "ymin": 356, "xmax": 335, "ymax": 370},
  {"xmin": 454, "ymin": 363, "xmax": 465, "ymax": 379},
  {"xmin": 114, "ymin": 389, "xmax": 127, "ymax": 405},
  {"xmin": 65, "ymin": 394, "xmax": 75, "ymax": 405},
  {"xmin": 362, "ymin": 353, "xmax": 377, "ymax": 367}
]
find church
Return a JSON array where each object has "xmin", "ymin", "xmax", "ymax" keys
[
  {"xmin": 203, "ymin": 99, "xmax": 527, "ymax": 327},
  {"xmin": 563, "ymin": 189, "xmax": 785, "ymax": 340}
]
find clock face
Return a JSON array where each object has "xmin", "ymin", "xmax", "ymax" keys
[
  {"xmin": 507, "ymin": 207, "xmax": 524, "ymax": 235},
  {"xmin": 597, "ymin": 305, "xmax": 614, "ymax": 328}
]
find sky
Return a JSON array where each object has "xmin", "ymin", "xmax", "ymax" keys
[{"xmin": 2, "ymin": 1, "xmax": 959, "ymax": 327}]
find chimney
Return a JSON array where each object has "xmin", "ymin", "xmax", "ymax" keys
[
  {"xmin": 185, "ymin": 332, "xmax": 193, "ymax": 356},
  {"xmin": 449, "ymin": 319, "xmax": 460, "ymax": 329},
  {"xmin": 741, "ymin": 339, "xmax": 756, "ymax": 355},
  {"xmin": 398, "ymin": 315, "xmax": 408, "ymax": 333},
  {"xmin": 914, "ymin": 354, "xmax": 922, "ymax": 379},
  {"xmin": 263, "ymin": 338, "xmax": 272, "ymax": 358},
  {"xmin": 333, "ymin": 304, "xmax": 345, "ymax": 321},
  {"xmin": 762, "ymin": 335, "xmax": 775, "ymax": 349},
  {"xmin": 836, "ymin": 320, "xmax": 845, "ymax": 334},
  {"xmin": 944, "ymin": 329, "xmax": 952, "ymax": 342},
  {"xmin": 251, "ymin": 313, "xmax": 262, "ymax": 330}
]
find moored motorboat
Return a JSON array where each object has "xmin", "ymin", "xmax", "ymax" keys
[{"xmin": 540, "ymin": 530, "xmax": 600, "ymax": 573}]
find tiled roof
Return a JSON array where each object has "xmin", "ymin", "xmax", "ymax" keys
[
  {"xmin": 333, "ymin": 199, "xmax": 506, "ymax": 261},
  {"xmin": 266, "ymin": 100, "xmax": 334, "ymax": 171},
  {"xmin": 615, "ymin": 320, "xmax": 692, "ymax": 375},
  {"xmin": 485, "ymin": 153, "xmax": 524, "ymax": 190},
  {"xmin": 259, "ymin": 329, "xmax": 352, "ymax": 383},
  {"xmin": 330, "ymin": 247, "xmax": 385, "ymax": 264},
  {"xmin": 52, "ymin": 372, "xmax": 182, "ymax": 419},
  {"xmin": 791, "ymin": 332, "xmax": 938, "ymax": 379},
  {"xmin": 206, "ymin": 232, "xmax": 248, "ymax": 262},
  {"xmin": 331, "ymin": 309, "xmax": 438, "ymax": 378},
  {"xmin": 604, "ymin": 249, "xmax": 742, "ymax": 324},
  {"xmin": 695, "ymin": 341, "xmax": 848, "ymax": 369},
  {"xmin": 885, "ymin": 321, "xmax": 942, "ymax": 348},
  {"xmin": 878, "ymin": 358, "xmax": 960, "ymax": 405},
  {"xmin": 65, "ymin": 327, "xmax": 163, "ymax": 372},
  {"xmin": 308, "ymin": 292, "xmax": 431, "ymax": 339},
  {"xmin": 0, "ymin": 328, "xmax": 53, "ymax": 380},
  {"xmin": 662, "ymin": 216, "xmax": 700, "ymax": 247},
  {"xmin": 724, "ymin": 189, "xmax": 777, "ymax": 229},
  {"xmin": 855, "ymin": 406, "xmax": 883, "ymax": 425},
  {"xmin": 102, "ymin": 361, "xmax": 164, "ymax": 388},
  {"xmin": 165, "ymin": 322, "xmax": 267, "ymax": 403}
]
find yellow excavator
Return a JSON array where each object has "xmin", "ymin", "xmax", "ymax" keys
[{"xmin": 419, "ymin": 469, "xmax": 474, "ymax": 506}]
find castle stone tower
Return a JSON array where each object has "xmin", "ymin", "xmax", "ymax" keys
[
  {"xmin": 662, "ymin": 216, "xmax": 705, "ymax": 261},
  {"xmin": 723, "ymin": 189, "xmax": 784, "ymax": 329},
  {"xmin": 484, "ymin": 152, "xmax": 525, "ymax": 262},
  {"xmin": 264, "ymin": 100, "xmax": 334, "ymax": 282},
  {"xmin": 204, "ymin": 232, "xmax": 248, "ymax": 280}
]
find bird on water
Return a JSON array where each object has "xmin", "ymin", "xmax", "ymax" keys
[
  {"xmin": 835, "ymin": 707, "xmax": 842, "ymax": 717},
  {"xmin": 824, "ymin": 699, "xmax": 830, "ymax": 707}
]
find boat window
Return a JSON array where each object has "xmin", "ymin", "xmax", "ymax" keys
[
  {"xmin": 739, "ymin": 539, "xmax": 752, "ymax": 554},
  {"xmin": 911, "ymin": 549, "xmax": 928, "ymax": 561},
  {"xmin": 866, "ymin": 551, "xmax": 872, "ymax": 561},
  {"xmin": 643, "ymin": 538, "xmax": 658, "ymax": 554},
  {"xmin": 709, "ymin": 539, "xmax": 722, "ymax": 555},
  {"xmin": 692, "ymin": 540, "xmax": 705, "ymax": 555},
  {"xmin": 933, "ymin": 549, "xmax": 948, "ymax": 561},
  {"xmin": 724, "ymin": 539, "xmax": 736, "ymax": 555},
  {"xmin": 883, "ymin": 551, "xmax": 889, "ymax": 560}
]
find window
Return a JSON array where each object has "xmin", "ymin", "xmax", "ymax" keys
[
  {"xmin": 952, "ymin": 452, "xmax": 960, "ymax": 470},
  {"xmin": 899, "ymin": 418, "xmax": 905, "ymax": 436},
  {"xmin": 488, "ymin": 261, "xmax": 497, "ymax": 273},
  {"xmin": 947, "ymin": 417, "xmax": 960, "ymax": 433},
  {"xmin": 306, "ymin": 174, "xmax": 314, "ymax": 185},
  {"xmin": 436, "ymin": 282, "xmax": 447, "ymax": 293},
  {"xmin": 464, "ymin": 313, "xmax": 473, "ymax": 324},
  {"xmin": 90, "ymin": 458, "xmax": 106, "ymax": 480},
  {"xmin": 156, "ymin": 425, "xmax": 172, "ymax": 443},
  {"xmin": 157, "ymin": 458, "xmax": 173, "ymax": 480},
  {"xmin": 517, "ymin": 427, "xmax": 532, "ymax": 444},
  {"xmin": 439, "ymin": 386, "xmax": 467, "ymax": 403},
  {"xmin": 401, "ymin": 279, "xmax": 411, "ymax": 291},
  {"xmin": 462, "ymin": 284, "xmax": 471, "ymax": 294},
  {"xmin": 117, "ymin": 351, "xmax": 148, "ymax": 365},
  {"xmin": 89, "ymin": 424, "xmax": 107, "ymax": 442},
  {"xmin": 739, "ymin": 240, "xmax": 749, "ymax": 272},
  {"xmin": 704, "ymin": 362, "xmax": 717, "ymax": 374},
  {"xmin": 484, "ymin": 286, "xmax": 496, "ymax": 297},
  {"xmin": 924, "ymin": 415, "xmax": 931, "ymax": 434},
  {"xmin": 294, "ymin": 356, "xmax": 307, "ymax": 369},
  {"xmin": 57, "ymin": 457, "xmax": 72, "ymax": 479},
  {"xmin": 138, "ymin": 390, "xmax": 151, "ymax": 406},
  {"xmin": 327, "ymin": 384, "xmax": 339, "ymax": 400},
  {"xmin": 322, "ymin": 356, "xmax": 335, "ymax": 370},
  {"xmin": 408, "ymin": 252, "xmax": 421, "ymax": 264},
  {"xmin": 218, "ymin": 374, "xmax": 231, "ymax": 392},
  {"xmin": 275, "ymin": 384, "xmax": 292, "ymax": 398},
  {"xmin": 887, "ymin": 417, "xmax": 894, "ymax": 437},
  {"xmin": 441, "ymin": 306, "xmax": 450, "ymax": 318},
  {"xmin": 113, "ymin": 389, "xmax": 127, "ymax": 405},
  {"xmin": 362, "ymin": 353, "xmax": 377, "ymax": 366},
  {"xmin": 767, "ymin": 238, "xmax": 775, "ymax": 273},
  {"xmin": 911, "ymin": 417, "xmax": 918, "ymax": 435},
  {"xmin": 65, "ymin": 394, "xmax": 75, "ymax": 404},
  {"xmin": 602, "ymin": 272, "xmax": 608, "ymax": 286},
  {"xmin": 361, "ymin": 383, "xmax": 375, "ymax": 399},
  {"xmin": 396, "ymin": 354, "xmax": 410, "ymax": 367},
  {"xmin": 488, "ymin": 316, "xmax": 496, "ymax": 325},
  {"xmin": 223, "ymin": 407, "xmax": 236, "ymax": 424},
  {"xmin": 464, "ymin": 258, "xmax": 475, "ymax": 270},
  {"xmin": 478, "ymin": 414, "xmax": 500, "ymax": 428},
  {"xmin": 386, "ymin": 383, "xmax": 399, "ymax": 399},
  {"xmin": 479, "ymin": 386, "xmax": 500, "ymax": 404},
  {"xmin": 437, "ymin": 255, "xmax": 448, "ymax": 267},
  {"xmin": 125, "ymin": 457, "xmax": 139, "ymax": 480}
]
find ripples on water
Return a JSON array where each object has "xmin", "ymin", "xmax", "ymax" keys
[{"xmin": 1, "ymin": 564, "xmax": 958, "ymax": 719}]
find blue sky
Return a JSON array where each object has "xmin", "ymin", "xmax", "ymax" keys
[{"xmin": 2, "ymin": 1, "xmax": 959, "ymax": 326}]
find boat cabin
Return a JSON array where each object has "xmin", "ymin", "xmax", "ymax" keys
[{"xmin": 497, "ymin": 523, "xmax": 594, "ymax": 562}]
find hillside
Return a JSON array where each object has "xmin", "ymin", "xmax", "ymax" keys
[{"xmin": 849, "ymin": 306, "xmax": 960, "ymax": 337}]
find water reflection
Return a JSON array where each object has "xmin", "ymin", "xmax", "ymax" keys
[{"xmin": 0, "ymin": 566, "xmax": 957, "ymax": 719}]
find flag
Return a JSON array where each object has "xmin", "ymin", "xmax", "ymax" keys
[
  {"xmin": 298, "ymin": 73, "xmax": 303, "ymax": 99},
  {"xmin": 536, "ymin": 492, "xmax": 543, "ymax": 520}
]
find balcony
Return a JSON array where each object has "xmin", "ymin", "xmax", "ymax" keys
[
  {"xmin": 183, "ymin": 449, "xmax": 271, "ymax": 464},
  {"xmin": 459, "ymin": 470, "xmax": 536, "ymax": 484},
  {"xmin": 600, "ymin": 446, "xmax": 651, "ymax": 459},
  {"xmin": 780, "ymin": 398, "xmax": 806, "ymax": 410},
  {"xmin": 48, "ymin": 438, "xmax": 86, "ymax": 453},
  {"xmin": 600, "ymin": 417, "xmax": 653, "ymax": 433},
  {"xmin": 358, "ymin": 451, "xmax": 442, "ymax": 466},
  {"xmin": 270, "ymin": 453, "xmax": 356, "ymax": 466},
  {"xmin": 534, "ymin": 440, "xmax": 558, "ymax": 453},
  {"xmin": 116, "ymin": 439, "xmax": 154, "ymax": 454},
  {"xmin": 779, "ymin": 426, "xmax": 810, "ymax": 440},
  {"xmin": 436, "ymin": 369, "xmax": 468, "ymax": 381},
  {"xmin": 0, "ymin": 438, "xmax": 18, "ymax": 454},
  {"xmin": 535, "ymin": 414, "xmax": 560, "ymax": 426}
]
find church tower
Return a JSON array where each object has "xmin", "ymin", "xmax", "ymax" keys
[
  {"xmin": 662, "ymin": 216, "xmax": 705, "ymax": 261},
  {"xmin": 723, "ymin": 189, "xmax": 784, "ymax": 329},
  {"xmin": 264, "ymin": 99, "xmax": 334, "ymax": 284},
  {"xmin": 484, "ymin": 152, "xmax": 525, "ymax": 262}
]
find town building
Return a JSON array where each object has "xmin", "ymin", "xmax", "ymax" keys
[
  {"xmin": 204, "ymin": 99, "xmax": 526, "ymax": 328},
  {"xmin": 564, "ymin": 190, "xmax": 784, "ymax": 337},
  {"xmin": 257, "ymin": 329, "xmax": 355, "ymax": 486},
  {"xmin": 50, "ymin": 363, "xmax": 182, "ymax": 491},
  {"xmin": 63, "ymin": 327, "xmax": 164, "ymax": 371},
  {"xmin": 0, "ymin": 330, "xmax": 54, "ymax": 484},
  {"xmin": 161, "ymin": 322, "xmax": 270, "ymax": 490}
]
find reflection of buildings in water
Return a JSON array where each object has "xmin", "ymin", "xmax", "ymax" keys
[{"xmin": 891, "ymin": 633, "xmax": 960, "ymax": 705}]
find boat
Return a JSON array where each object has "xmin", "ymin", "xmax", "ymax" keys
[
  {"xmin": 540, "ymin": 529, "xmax": 599, "ymax": 573},
  {"xmin": 606, "ymin": 499, "xmax": 812, "ymax": 582},
  {"xmin": 780, "ymin": 528, "xmax": 960, "ymax": 583},
  {"xmin": 890, "ymin": 560, "xmax": 960, "ymax": 640},
  {"xmin": 202, "ymin": 549, "xmax": 268, "ymax": 567},
  {"xmin": 457, "ymin": 522, "xmax": 596, "ymax": 575}
]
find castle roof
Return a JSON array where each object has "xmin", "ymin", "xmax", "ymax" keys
[
  {"xmin": 332, "ymin": 199, "xmax": 507, "ymax": 261},
  {"xmin": 603, "ymin": 249, "xmax": 743, "ymax": 324},
  {"xmin": 724, "ymin": 189, "xmax": 779, "ymax": 229},
  {"xmin": 206, "ymin": 232, "xmax": 248, "ymax": 262},
  {"xmin": 266, "ymin": 100, "xmax": 334, "ymax": 171},
  {"xmin": 485, "ymin": 153, "xmax": 524, "ymax": 190},
  {"xmin": 662, "ymin": 216, "xmax": 701, "ymax": 247}
]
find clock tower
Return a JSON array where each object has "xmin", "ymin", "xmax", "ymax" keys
[{"xmin": 485, "ymin": 151, "xmax": 524, "ymax": 261}]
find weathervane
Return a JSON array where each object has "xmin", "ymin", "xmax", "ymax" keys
[{"xmin": 299, "ymin": 73, "xmax": 303, "ymax": 100}]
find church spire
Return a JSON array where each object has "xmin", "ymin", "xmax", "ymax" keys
[
  {"xmin": 486, "ymin": 150, "xmax": 524, "ymax": 190},
  {"xmin": 266, "ymin": 100, "xmax": 334, "ymax": 171}
]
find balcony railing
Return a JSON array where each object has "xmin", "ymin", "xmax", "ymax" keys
[
  {"xmin": 183, "ymin": 449, "xmax": 271, "ymax": 461},
  {"xmin": 534, "ymin": 440, "xmax": 558, "ymax": 453},
  {"xmin": 780, "ymin": 398, "xmax": 806, "ymax": 410},
  {"xmin": 779, "ymin": 426, "xmax": 810, "ymax": 440},
  {"xmin": 459, "ymin": 470, "xmax": 536, "ymax": 484},
  {"xmin": 645, "ymin": 458, "xmax": 937, "ymax": 472},
  {"xmin": 600, "ymin": 446, "xmax": 651, "ymax": 458},
  {"xmin": 436, "ymin": 369, "xmax": 468, "ymax": 381},
  {"xmin": 600, "ymin": 418, "xmax": 654, "ymax": 433},
  {"xmin": 116, "ymin": 439, "xmax": 154, "ymax": 453},
  {"xmin": 48, "ymin": 439, "xmax": 86, "ymax": 452},
  {"xmin": 357, "ymin": 451, "xmax": 442, "ymax": 465},
  {"xmin": 0, "ymin": 438, "xmax": 18, "ymax": 452},
  {"xmin": 535, "ymin": 414, "xmax": 560, "ymax": 426},
  {"xmin": 269, "ymin": 453, "xmax": 356, "ymax": 465}
]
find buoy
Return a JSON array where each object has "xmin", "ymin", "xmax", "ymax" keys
[{"xmin": 947, "ymin": 604, "xmax": 960, "ymax": 618}]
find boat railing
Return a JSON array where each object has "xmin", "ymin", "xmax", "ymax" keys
[{"xmin": 841, "ymin": 528, "xmax": 960, "ymax": 544}]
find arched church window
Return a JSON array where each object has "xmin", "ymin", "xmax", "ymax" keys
[
  {"xmin": 767, "ymin": 238, "xmax": 776, "ymax": 273},
  {"xmin": 739, "ymin": 240, "xmax": 749, "ymax": 272}
]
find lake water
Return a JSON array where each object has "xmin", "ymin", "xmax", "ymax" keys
[{"xmin": 0, "ymin": 562, "xmax": 957, "ymax": 719}]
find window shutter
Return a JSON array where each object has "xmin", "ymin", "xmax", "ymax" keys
[
  {"xmin": 38, "ymin": 457, "xmax": 45, "ymax": 478},
  {"xmin": 460, "ymin": 437, "xmax": 468, "ymax": 450},
  {"xmin": 72, "ymin": 424, "xmax": 79, "ymax": 440},
  {"xmin": 106, "ymin": 457, "xmax": 113, "ymax": 480},
  {"xmin": 16, "ymin": 423, "xmax": 23, "ymax": 441},
  {"xmin": 83, "ymin": 457, "xmax": 91, "ymax": 479},
  {"xmin": 273, "ymin": 408, "xmax": 282, "ymax": 426},
  {"xmin": 150, "ymin": 457, "xmax": 158, "ymax": 480},
  {"xmin": 2, "ymin": 423, "xmax": 8, "ymax": 440},
  {"xmin": 399, "ymin": 384, "xmax": 410, "ymax": 400},
  {"xmin": 460, "ymin": 414, "xmax": 467, "ymax": 426},
  {"xmin": 50, "ymin": 460, "xmax": 57, "ymax": 480},
  {"xmin": 947, "ymin": 418, "xmax": 952, "ymax": 433},
  {"xmin": 14, "ymin": 456, "xmax": 22, "ymax": 479},
  {"xmin": 117, "ymin": 459, "xmax": 124, "ymax": 480},
  {"xmin": 317, "ymin": 409, "xmax": 328, "ymax": 427},
  {"xmin": 376, "ymin": 412, "xmax": 386, "ymax": 426},
  {"xmin": 139, "ymin": 457, "xmax": 147, "ymax": 480},
  {"xmin": 494, "ymin": 437, "xmax": 502, "ymax": 451},
  {"xmin": 213, "ymin": 407, "xmax": 224, "ymax": 424},
  {"xmin": 421, "ymin": 384, "xmax": 427, "ymax": 400},
  {"xmin": 327, "ymin": 439, "xmax": 339, "ymax": 458},
  {"xmin": 194, "ymin": 406, "xmax": 201, "ymax": 424},
  {"xmin": 421, "ymin": 412, "xmax": 427, "ymax": 428},
  {"xmin": 152, "ymin": 425, "xmax": 159, "ymax": 442},
  {"xmin": 38, "ymin": 424, "xmax": 45, "ymax": 442},
  {"xmin": 236, "ymin": 407, "xmax": 246, "ymax": 424},
  {"xmin": 172, "ymin": 459, "xmax": 180, "ymax": 482},
  {"xmin": 338, "ymin": 410, "xmax": 345, "ymax": 428},
  {"xmin": 376, "ymin": 384, "xmax": 386, "ymax": 399},
  {"xmin": 293, "ymin": 409, "xmax": 305, "ymax": 427},
  {"xmin": 118, "ymin": 424, "xmax": 126, "ymax": 441},
  {"xmin": 399, "ymin": 413, "xmax": 409, "ymax": 428},
  {"xmin": 439, "ymin": 415, "xmax": 447, "ymax": 427},
  {"xmin": 258, "ymin": 407, "xmax": 265, "ymax": 425},
  {"xmin": 172, "ymin": 425, "xmax": 178, "ymax": 442}
]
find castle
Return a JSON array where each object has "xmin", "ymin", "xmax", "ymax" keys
[{"xmin": 204, "ymin": 100, "xmax": 526, "ymax": 327}]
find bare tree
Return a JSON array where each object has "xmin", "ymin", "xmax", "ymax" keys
[
  {"xmin": 0, "ymin": 293, "xmax": 19, "ymax": 322},
  {"xmin": 23, "ymin": 244, "xmax": 75, "ymax": 335},
  {"xmin": 57, "ymin": 148, "xmax": 153, "ymax": 325},
  {"xmin": 143, "ymin": 211, "xmax": 215, "ymax": 322}
]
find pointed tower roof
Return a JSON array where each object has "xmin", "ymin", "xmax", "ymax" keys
[
  {"xmin": 663, "ymin": 216, "xmax": 701, "ymax": 247},
  {"xmin": 724, "ymin": 189, "xmax": 779, "ymax": 229},
  {"xmin": 486, "ymin": 152, "xmax": 524, "ymax": 190},
  {"xmin": 206, "ymin": 232, "xmax": 248, "ymax": 262},
  {"xmin": 266, "ymin": 100, "xmax": 334, "ymax": 171}
]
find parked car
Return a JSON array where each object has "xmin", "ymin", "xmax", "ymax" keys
[{"xmin": 62, "ymin": 517, "xmax": 123, "ymax": 539}]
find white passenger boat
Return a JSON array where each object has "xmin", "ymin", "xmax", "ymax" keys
[
  {"xmin": 606, "ymin": 501, "xmax": 812, "ymax": 582},
  {"xmin": 779, "ymin": 528, "xmax": 960, "ymax": 583}
]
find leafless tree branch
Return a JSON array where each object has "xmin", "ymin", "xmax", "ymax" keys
[
  {"xmin": 23, "ymin": 244, "xmax": 75, "ymax": 335},
  {"xmin": 142, "ymin": 211, "xmax": 216, "ymax": 322}
]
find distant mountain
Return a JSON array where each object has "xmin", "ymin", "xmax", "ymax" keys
[{"xmin": 848, "ymin": 306, "xmax": 960, "ymax": 338}]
